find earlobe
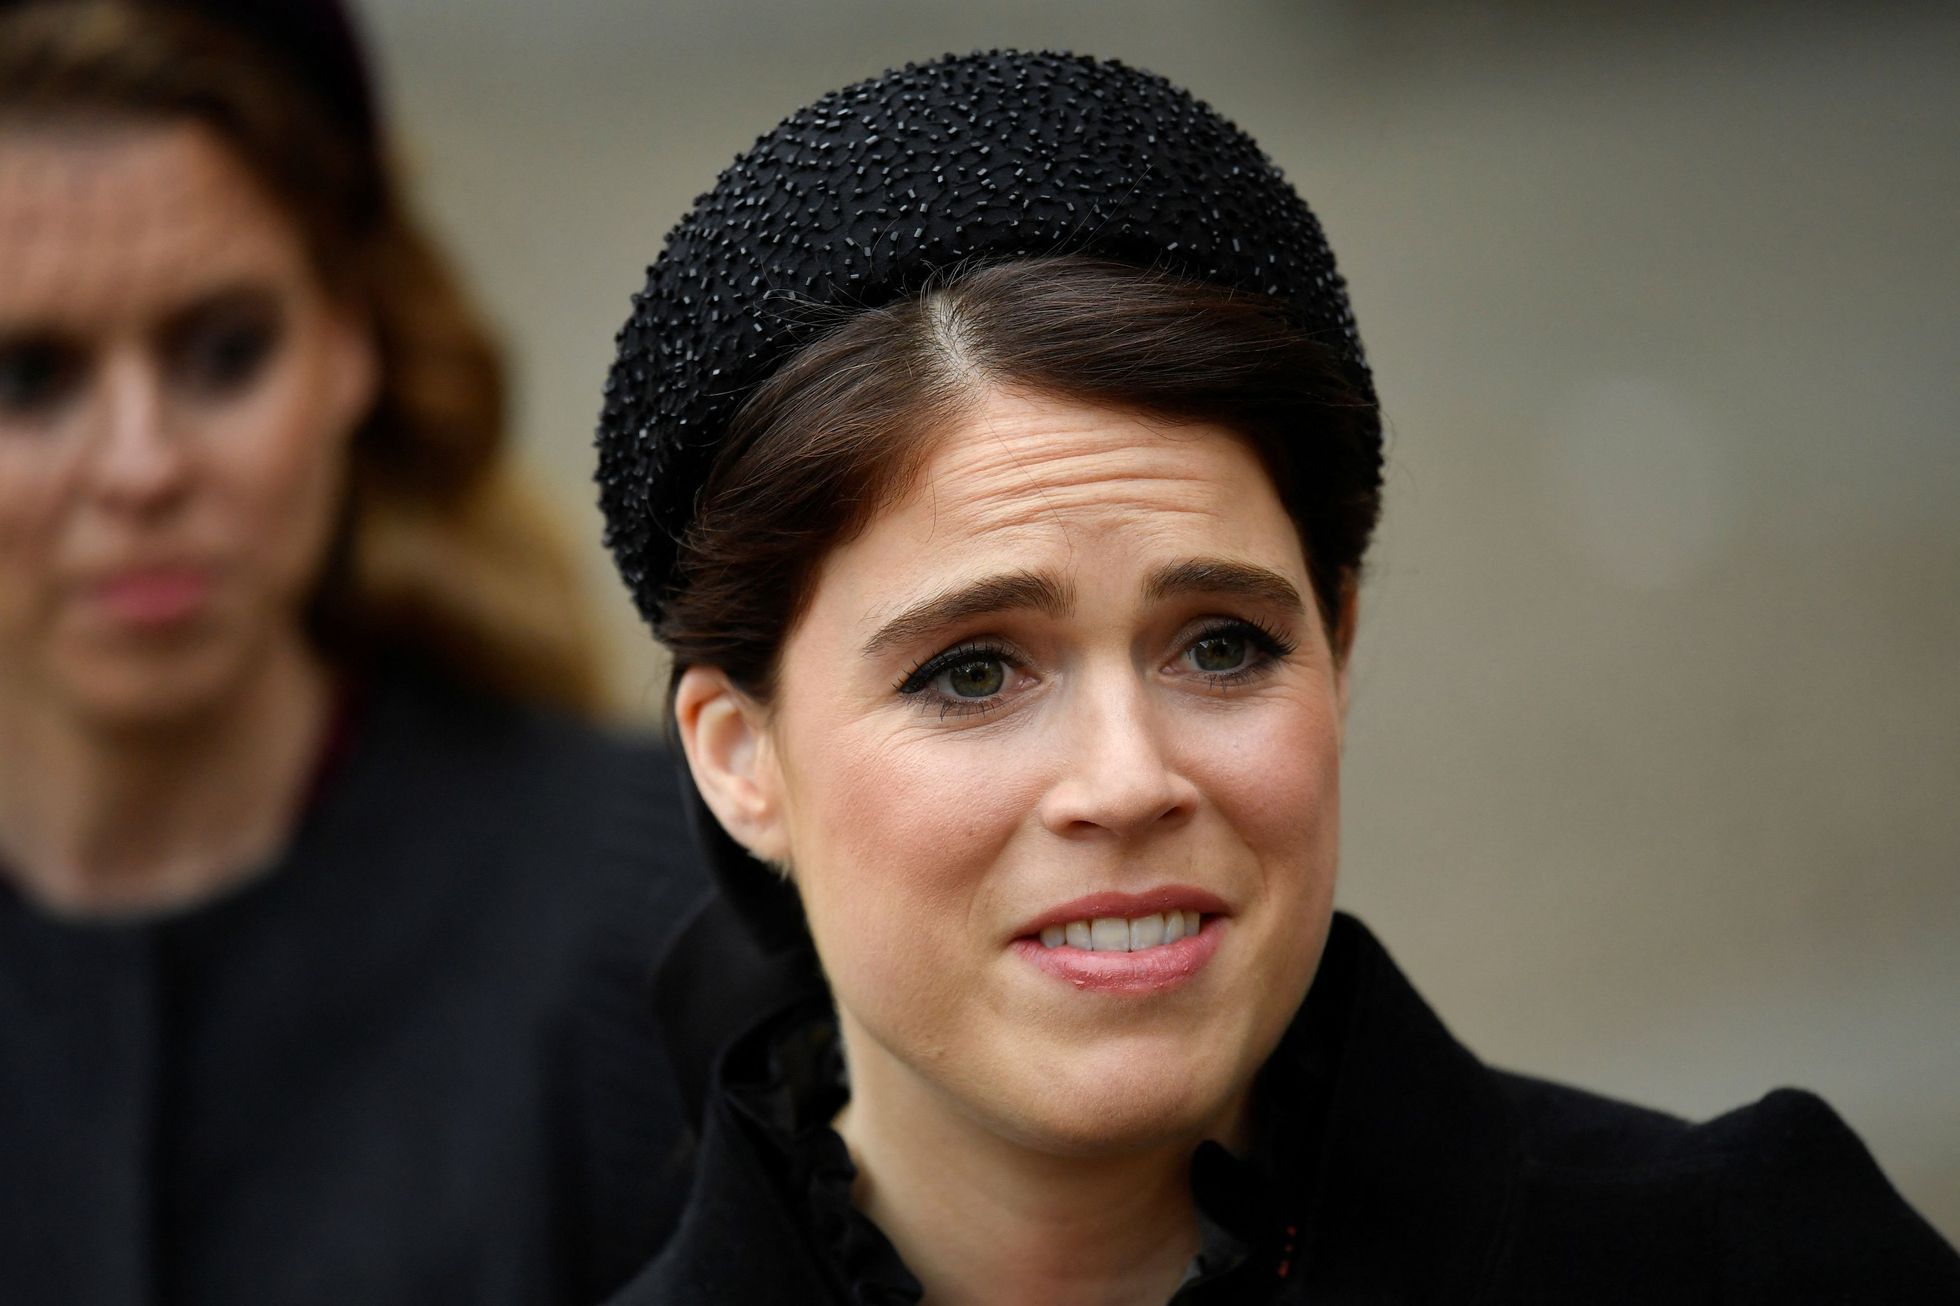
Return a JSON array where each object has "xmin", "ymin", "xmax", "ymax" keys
[{"xmin": 672, "ymin": 666, "xmax": 790, "ymax": 867}]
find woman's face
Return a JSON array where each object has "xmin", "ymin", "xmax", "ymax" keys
[
  {"xmin": 713, "ymin": 387, "xmax": 1348, "ymax": 1156},
  {"xmin": 0, "ymin": 121, "xmax": 375, "ymax": 727}
]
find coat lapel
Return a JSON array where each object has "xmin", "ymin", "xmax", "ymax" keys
[{"xmin": 1289, "ymin": 915, "xmax": 1519, "ymax": 1303}]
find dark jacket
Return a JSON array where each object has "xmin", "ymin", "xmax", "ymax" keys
[
  {"xmin": 610, "ymin": 911, "xmax": 1959, "ymax": 1304},
  {"xmin": 0, "ymin": 666, "xmax": 708, "ymax": 1306}
]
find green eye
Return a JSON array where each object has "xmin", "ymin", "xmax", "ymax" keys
[
  {"xmin": 942, "ymin": 657, "xmax": 1006, "ymax": 698},
  {"xmin": 895, "ymin": 641, "xmax": 1020, "ymax": 714},
  {"xmin": 1191, "ymin": 632, "xmax": 1248, "ymax": 673}
]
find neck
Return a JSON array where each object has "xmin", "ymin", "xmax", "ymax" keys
[
  {"xmin": 0, "ymin": 638, "xmax": 334, "ymax": 918},
  {"xmin": 836, "ymin": 1021, "xmax": 1238, "ymax": 1306}
]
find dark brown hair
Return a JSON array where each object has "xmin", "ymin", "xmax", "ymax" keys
[
  {"xmin": 0, "ymin": 0, "xmax": 609, "ymax": 713},
  {"xmin": 660, "ymin": 255, "xmax": 1383, "ymax": 702}
]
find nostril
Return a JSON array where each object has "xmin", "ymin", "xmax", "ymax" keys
[
  {"xmin": 1155, "ymin": 802, "xmax": 1192, "ymax": 827},
  {"xmin": 1039, "ymin": 775, "xmax": 1195, "ymax": 840}
]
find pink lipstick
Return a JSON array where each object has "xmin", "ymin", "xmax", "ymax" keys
[
  {"xmin": 89, "ymin": 567, "xmax": 212, "ymax": 626},
  {"xmin": 1011, "ymin": 886, "xmax": 1229, "ymax": 995}
]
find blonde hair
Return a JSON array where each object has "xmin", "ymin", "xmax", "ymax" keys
[{"xmin": 1, "ymin": 0, "xmax": 608, "ymax": 715}]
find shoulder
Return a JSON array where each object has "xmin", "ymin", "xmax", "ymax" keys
[
  {"xmin": 351, "ymin": 665, "xmax": 702, "ymax": 890},
  {"xmin": 342, "ymin": 670, "xmax": 714, "ymax": 1293},
  {"xmin": 301, "ymin": 664, "xmax": 711, "ymax": 1013},
  {"xmin": 1488, "ymin": 1074, "xmax": 1960, "ymax": 1301},
  {"xmin": 375, "ymin": 666, "xmax": 678, "ymax": 806},
  {"xmin": 600, "ymin": 1078, "xmax": 842, "ymax": 1305},
  {"xmin": 1297, "ymin": 918, "xmax": 1958, "ymax": 1300}
]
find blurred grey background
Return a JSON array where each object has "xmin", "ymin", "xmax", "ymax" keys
[{"xmin": 359, "ymin": 0, "xmax": 1959, "ymax": 1236}]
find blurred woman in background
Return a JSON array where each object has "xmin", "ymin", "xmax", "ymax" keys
[{"xmin": 0, "ymin": 2, "xmax": 701, "ymax": 1301}]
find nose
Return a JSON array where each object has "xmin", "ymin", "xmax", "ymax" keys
[
  {"xmin": 1036, "ymin": 672, "xmax": 1198, "ymax": 840},
  {"xmin": 87, "ymin": 353, "xmax": 190, "ymax": 513}
]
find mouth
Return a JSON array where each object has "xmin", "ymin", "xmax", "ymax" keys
[
  {"xmin": 1011, "ymin": 888, "xmax": 1229, "ymax": 994},
  {"xmin": 1036, "ymin": 908, "xmax": 1207, "ymax": 952},
  {"xmin": 85, "ymin": 565, "xmax": 214, "ymax": 627}
]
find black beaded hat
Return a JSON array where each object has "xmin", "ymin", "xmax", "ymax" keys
[{"xmin": 597, "ymin": 49, "xmax": 1380, "ymax": 631}]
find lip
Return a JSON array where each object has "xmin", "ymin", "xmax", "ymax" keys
[
  {"xmin": 86, "ymin": 566, "xmax": 214, "ymax": 626},
  {"xmin": 1012, "ymin": 885, "xmax": 1232, "ymax": 941},
  {"xmin": 1011, "ymin": 917, "xmax": 1226, "ymax": 995},
  {"xmin": 1009, "ymin": 885, "xmax": 1232, "ymax": 996}
]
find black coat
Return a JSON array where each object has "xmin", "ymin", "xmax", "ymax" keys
[
  {"xmin": 0, "ymin": 667, "xmax": 708, "ymax": 1306},
  {"xmin": 610, "ymin": 911, "xmax": 1959, "ymax": 1304}
]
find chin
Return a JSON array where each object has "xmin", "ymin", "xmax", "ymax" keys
[
  {"xmin": 52, "ymin": 631, "xmax": 252, "ymax": 731},
  {"xmin": 991, "ymin": 1045, "xmax": 1247, "ymax": 1159}
]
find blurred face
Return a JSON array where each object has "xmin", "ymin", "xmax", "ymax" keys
[
  {"xmin": 727, "ymin": 388, "xmax": 1348, "ymax": 1156},
  {"xmin": 0, "ymin": 121, "xmax": 375, "ymax": 728}
]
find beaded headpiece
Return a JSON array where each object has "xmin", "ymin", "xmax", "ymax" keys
[{"xmin": 597, "ymin": 49, "xmax": 1380, "ymax": 629}]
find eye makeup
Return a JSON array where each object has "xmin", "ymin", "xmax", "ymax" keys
[
  {"xmin": 159, "ymin": 288, "xmax": 284, "ymax": 400},
  {"xmin": 0, "ymin": 333, "xmax": 88, "ymax": 427},
  {"xmin": 1174, "ymin": 615, "xmax": 1297, "ymax": 689},
  {"xmin": 0, "ymin": 285, "xmax": 289, "ymax": 432},
  {"xmin": 892, "ymin": 611, "xmax": 1300, "ymax": 720},
  {"xmin": 895, "ymin": 639, "xmax": 1027, "ymax": 718}
]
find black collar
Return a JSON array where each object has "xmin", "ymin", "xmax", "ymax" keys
[
  {"xmin": 1284, "ymin": 915, "xmax": 1518, "ymax": 1301},
  {"xmin": 623, "ymin": 912, "xmax": 1519, "ymax": 1304}
]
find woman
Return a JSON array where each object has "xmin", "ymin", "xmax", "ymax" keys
[
  {"xmin": 0, "ymin": 2, "xmax": 700, "ymax": 1302},
  {"xmin": 593, "ymin": 52, "xmax": 1959, "ymax": 1303}
]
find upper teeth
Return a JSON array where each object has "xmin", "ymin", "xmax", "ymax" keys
[{"xmin": 1039, "ymin": 910, "xmax": 1202, "ymax": 951}]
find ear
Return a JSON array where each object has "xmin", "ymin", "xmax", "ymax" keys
[
  {"xmin": 321, "ymin": 304, "xmax": 380, "ymax": 446},
  {"xmin": 672, "ymin": 664, "xmax": 790, "ymax": 868}
]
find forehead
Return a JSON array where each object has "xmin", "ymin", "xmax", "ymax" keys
[
  {"xmin": 901, "ymin": 388, "xmax": 1289, "ymax": 547},
  {"xmin": 0, "ymin": 120, "xmax": 307, "ymax": 329},
  {"xmin": 819, "ymin": 388, "xmax": 1305, "ymax": 612}
]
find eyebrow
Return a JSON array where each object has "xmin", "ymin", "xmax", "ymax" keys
[
  {"xmin": 1143, "ymin": 558, "xmax": 1307, "ymax": 615},
  {"xmin": 861, "ymin": 569, "xmax": 1074, "ymax": 658},
  {"xmin": 0, "ymin": 282, "xmax": 278, "ymax": 342},
  {"xmin": 154, "ymin": 284, "xmax": 281, "ymax": 343}
]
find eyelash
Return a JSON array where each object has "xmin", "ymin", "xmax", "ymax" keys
[
  {"xmin": 895, "ymin": 640, "xmax": 1024, "ymax": 719},
  {"xmin": 893, "ymin": 617, "xmax": 1299, "ymax": 719},
  {"xmin": 1189, "ymin": 616, "xmax": 1298, "ymax": 688}
]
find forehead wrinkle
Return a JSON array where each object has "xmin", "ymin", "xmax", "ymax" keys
[
  {"xmin": 959, "ymin": 478, "xmax": 1224, "ymax": 537},
  {"xmin": 930, "ymin": 427, "xmax": 1232, "ymax": 539}
]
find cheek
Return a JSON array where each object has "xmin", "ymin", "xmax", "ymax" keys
[
  {"xmin": 783, "ymin": 723, "xmax": 1043, "ymax": 1011},
  {"xmin": 0, "ymin": 448, "xmax": 82, "ymax": 646},
  {"xmin": 1181, "ymin": 691, "xmax": 1344, "ymax": 1068},
  {"xmin": 1188, "ymin": 689, "xmax": 1344, "ymax": 901},
  {"xmin": 205, "ymin": 352, "xmax": 355, "ymax": 594}
]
